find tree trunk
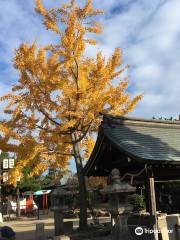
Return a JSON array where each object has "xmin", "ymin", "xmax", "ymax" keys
[{"xmin": 71, "ymin": 132, "xmax": 87, "ymax": 230}]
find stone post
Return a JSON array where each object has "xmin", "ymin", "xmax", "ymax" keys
[
  {"xmin": 35, "ymin": 223, "xmax": 45, "ymax": 240},
  {"xmin": 54, "ymin": 211, "xmax": 64, "ymax": 236}
]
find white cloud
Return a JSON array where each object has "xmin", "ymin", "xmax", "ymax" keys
[
  {"xmin": 129, "ymin": 0, "xmax": 180, "ymax": 118},
  {"xmin": 99, "ymin": 0, "xmax": 180, "ymax": 118}
]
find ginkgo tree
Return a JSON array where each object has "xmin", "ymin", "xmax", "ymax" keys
[{"xmin": 0, "ymin": 0, "xmax": 142, "ymax": 229}]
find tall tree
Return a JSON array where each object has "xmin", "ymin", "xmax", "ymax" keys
[
  {"xmin": 0, "ymin": 0, "xmax": 142, "ymax": 229},
  {"xmin": 18, "ymin": 167, "xmax": 41, "ymax": 192}
]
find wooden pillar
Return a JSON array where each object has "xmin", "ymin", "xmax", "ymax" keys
[
  {"xmin": 145, "ymin": 180, "xmax": 150, "ymax": 212},
  {"xmin": 45, "ymin": 194, "xmax": 48, "ymax": 209},
  {"xmin": 146, "ymin": 166, "xmax": 158, "ymax": 240},
  {"xmin": 43, "ymin": 194, "xmax": 45, "ymax": 210}
]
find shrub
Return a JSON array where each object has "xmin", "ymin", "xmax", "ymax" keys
[{"xmin": 128, "ymin": 194, "xmax": 145, "ymax": 213}]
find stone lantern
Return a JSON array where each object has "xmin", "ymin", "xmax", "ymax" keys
[
  {"xmin": 51, "ymin": 187, "xmax": 71, "ymax": 237},
  {"xmin": 101, "ymin": 168, "xmax": 136, "ymax": 239}
]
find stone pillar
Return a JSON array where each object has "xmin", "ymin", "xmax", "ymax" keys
[
  {"xmin": 158, "ymin": 215, "xmax": 169, "ymax": 240},
  {"xmin": 35, "ymin": 223, "xmax": 45, "ymax": 240},
  {"xmin": 54, "ymin": 211, "xmax": 64, "ymax": 236}
]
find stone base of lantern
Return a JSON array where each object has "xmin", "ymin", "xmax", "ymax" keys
[
  {"xmin": 112, "ymin": 214, "xmax": 134, "ymax": 240},
  {"xmin": 54, "ymin": 235, "xmax": 70, "ymax": 240}
]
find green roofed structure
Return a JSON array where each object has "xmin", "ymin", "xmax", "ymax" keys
[
  {"xmin": 83, "ymin": 114, "xmax": 180, "ymax": 179},
  {"xmin": 83, "ymin": 114, "xmax": 180, "ymax": 240}
]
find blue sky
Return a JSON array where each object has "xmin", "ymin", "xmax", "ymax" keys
[{"xmin": 1, "ymin": 0, "xmax": 180, "ymax": 120}]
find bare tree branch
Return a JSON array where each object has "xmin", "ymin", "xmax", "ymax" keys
[{"xmin": 42, "ymin": 150, "xmax": 74, "ymax": 156}]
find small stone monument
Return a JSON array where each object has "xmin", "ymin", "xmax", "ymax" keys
[{"xmin": 35, "ymin": 223, "xmax": 45, "ymax": 240}]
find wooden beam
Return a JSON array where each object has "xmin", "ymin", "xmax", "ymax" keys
[
  {"xmin": 155, "ymin": 179, "xmax": 180, "ymax": 183},
  {"xmin": 146, "ymin": 166, "xmax": 159, "ymax": 240}
]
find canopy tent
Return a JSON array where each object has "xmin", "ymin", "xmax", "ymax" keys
[{"xmin": 33, "ymin": 190, "xmax": 51, "ymax": 196}]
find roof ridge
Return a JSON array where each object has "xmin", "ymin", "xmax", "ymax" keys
[{"xmin": 102, "ymin": 113, "xmax": 180, "ymax": 125}]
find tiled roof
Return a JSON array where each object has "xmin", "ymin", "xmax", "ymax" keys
[{"xmin": 102, "ymin": 114, "xmax": 180, "ymax": 162}]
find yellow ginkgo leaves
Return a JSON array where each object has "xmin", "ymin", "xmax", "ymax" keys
[{"xmin": 0, "ymin": 0, "xmax": 142, "ymax": 185}]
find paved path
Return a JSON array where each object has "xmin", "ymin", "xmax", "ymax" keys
[
  {"xmin": 0, "ymin": 217, "xmax": 110, "ymax": 240},
  {"xmin": 1, "ymin": 217, "xmax": 54, "ymax": 240}
]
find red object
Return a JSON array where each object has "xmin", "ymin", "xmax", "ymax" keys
[
  {"xmin": 42, "ymin": 194, "xmax": 48, "ymax": 209},
  {"xmin": 26, "ymin": 198, "xmax": 33, "ymax": 212}
]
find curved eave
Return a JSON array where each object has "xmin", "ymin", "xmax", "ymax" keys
[
  {"xmin": 83, "ymin": 127, "xmax": 105, "ymax": 176},
  {"xmin": 83, "ymin": 125, "xmax": 180, "ymax": 177}
]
